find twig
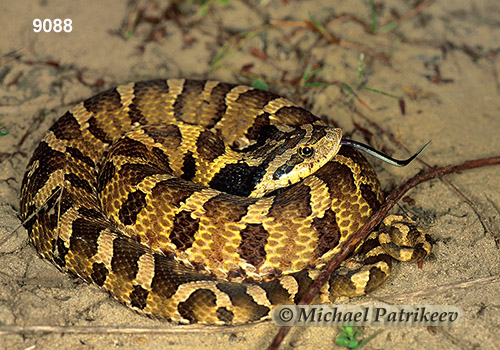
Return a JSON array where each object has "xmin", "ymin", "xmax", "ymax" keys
[{"xmin": 267, "ymin": 155, "xmax": 500, "ymax": 350}]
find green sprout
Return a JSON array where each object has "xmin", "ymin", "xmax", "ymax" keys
[
  {"xmin": 301, "ymin": 64, "xmax": 328, "ymax": 88},
  {"xmin": 251, "ymin": 79, "xmax": 268, "ymax": 91},
  {"xmin": 343, "ymin": 53, "xmax": 400, "ymax": 102},
  {"xmin": 335, "ymin": 326, "xmax": 381, "ymax": 349},
  {"xmin": 0, "ymin": 124, "xmax": 10, "ymax": 136}
]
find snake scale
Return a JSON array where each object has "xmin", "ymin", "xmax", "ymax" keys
[{"xmin": 20, "ymin": 79, "xmax": 431, "ymax": 324}]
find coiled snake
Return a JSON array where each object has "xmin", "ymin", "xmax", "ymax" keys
[{"xmin": 20, "ymin": 79, "xmax": 431, "ymax": 324}]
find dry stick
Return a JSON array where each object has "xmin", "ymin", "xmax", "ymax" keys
[{"xmin": 267, "ymin": 155, "xmax": 500, "ymax": 350}]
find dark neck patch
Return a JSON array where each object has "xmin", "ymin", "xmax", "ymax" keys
[{"xmin": 208, "ymin": 162, "xmax": 267, "ymax": 197}]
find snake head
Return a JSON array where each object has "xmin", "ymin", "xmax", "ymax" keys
[{"xmin": 248, "ymin": 125, "xmax": 342, "ymax": 197}]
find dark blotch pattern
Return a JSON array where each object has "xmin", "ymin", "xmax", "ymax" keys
[
  {"xmin": 91, "ymin": 262, "xmax": 109, "ymax": 286},
  {"xmin": 143, "ymin": 124, "xmax": 182, "ymax": 145},
  {"xmin": 53, "ymin": 237, "xmax": 69, "ymax": 268},
  {"xmin": 273, "ymin": 159, "xmax": 298, "ymax": 181},
  {"xmin": 276, "ymin": 127, "xmax": 306, "ymax": 150},
  {"xmin": 269, "ymin": 183, "xmax": 312, "ymax": 218},
  {"xmin": 66, "ymin": 146, "xmax": 96, "ymax": 169},
  {"xmin": 110, "ymin": 237, "xmax": 146, "ymax": 281},
  {"xmin": 83, "ymin": 88, "xmax": 122, "ymax": 114},
  {"xmin": 83, "ymin": 89, "xmax": 122, "ymax": 143},
  {"xmin": 118, "ymin": 190, "xmax": 147, "ymax": 226},
  {"xmin": 291, "ymin": 270, "xmax": 314, "ymax": 304},
  {"xmin": 130, "ymin": 284, "xmax": 150, "ymax": 309},
  {"xmin": 260, "ymin": 279, "xmax": 293, "ymax": 305},
  {"xmin": 315, "ymin": 161, "xmax": 355, "ymax": 198},
  {"xmin": 151, "ymin": 178, "xmax": 202, "ymax": 207},
  {"xmin": 312, "ymin": 209, "xmax": 341, "ymax": 257},
  {"xmin": 364, "ymin": 250, "xmax": 392, "ymax": 266},
  {"xmin": 21, "ymin": 141, "xmax": 66, "ymax": 209},
  {"xmin": 150, "ymin": 253, "xmax": 217, "ymax": 300},
  {"xmin": 339, "ymin": 146, "xmax": 381, "ymax": 210},
  {"xmin": 109, "ymin": 137, "xmax": 150, "ymax": 158},
  {"xmin": 274, "ymin": 106, "xmax": 317, "ymax": 125},
  {"xmin": 203, "ymin": 194, "xmax": 250, "ymax": 224},
  {"xmin": 364, "ymin": 265, "xmax": 391, "ymax": 293},
  {"xmin": 203, "ymin": 83, "xmax": 234, "ymax": 127},
  {"xmin": 196, "ymin": 130, "xmax": 225, "ymax": 162},
  {"xmin": 178, "ymin": 289, "xmax": 217, "ymax": 324},
  {"xmin": 360, "ymin": 183, "xmax": 380, "ymax": 211},
  {"xmin": 78, "ymin": 206, "xmax": 107, "ymax": 221},
  {"xmin": 358, "ymin": 235, "xmax": 380, "ymax": 256},
  {"xmin": 114, "ymin": 163, "xmax": 164, "ymax": 189},
  {"xmin": 180, "ymin": 151, "xmax": 196, "ymax": 181},
  {"xmin": 49, "ymin": 112, "xmax": 81, "ymax": 140},
  {"xmin": 237, "ymin": 224, "xmax": 269, "ymax": 267},
  {"xmin": 70, "ymin": 218, "xmax": 108, "ymax": 260},
  {"xmin": 87, "ymin": 116, "xmax": 114, "ymax": 144},
  {"xmin": 150, "ymin": 254, "xmax": 179, "ymax": 299},
  {"xmin": 173, "ymin": 80, "xmax": 206, "ymax": 122},
  {"xmin": 216, "ymin": 307, "xmax": 234, "ymax": 323},
  {"xmin": 308, "ymin": 125, "xmax": 327, "ymax": 144},
  {"xmin": 20, "ymin": 79, "xmax": 394, "ymax": 324},
  {"xmin": 97, "ymin": 161, "xmax": 116, "ymax": 193},
  {"xmin": 244, "ymin": 113, "xmax": 272, "ymax": 147},
  {"xmin": 64, "ymin": 173, "xmax": 93, "ymax": 194},
  {"xmin": 236, "ymin": 89, "xmax": 278, "ymax": 110},
  {"xmin": 216, "ymin": 282, "xmax": 270, "ymax": 322},
  {"xmin": 33, "ymin": 186, "xmax": 74, "ymax": 235},
  {"xmin": 169, "ymin": 210, "xmax": 200, "ymax": 250},
  {"xmin": 129, "ymin": 80, "xmax": 170, "ymax": 123},
  {"xmin": 151, "ymin": 146, "xmax": 173, "ymax": 172}
]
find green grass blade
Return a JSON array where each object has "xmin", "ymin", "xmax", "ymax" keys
[
  {"xmin": 308, "ymin": 13, "xmax": 330, "ymax": 39},
  {"xmin": 357, "ymin": 53, "xmax": 365, "ymax": 86},
  {"xmin": 362, "ymin": 86, "xmax": 399, "ymax": 99},
  {"xmin": 379, "ymin": 21, "xmax": 398, "ymax": 33},
  {"xmin": 369, "ymin": 0, "xmax": 377, "ymax": 32},
  {"xmin": 357, "ymin": 330, "xmax": 382, "ymax": 348}
]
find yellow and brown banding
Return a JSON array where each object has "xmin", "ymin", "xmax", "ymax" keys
[{"xmin": 20, "ymin": 79, "xmax": 431, "ymax": 324}]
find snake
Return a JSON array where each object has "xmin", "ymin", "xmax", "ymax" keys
[{"xmin": 20, "ymin": 79, "xmax": 431, "ymax": 324}]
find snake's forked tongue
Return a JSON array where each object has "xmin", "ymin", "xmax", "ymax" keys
[{"xmin": 340, "ymin": 139, "xmax": 431, "ymax": 167}]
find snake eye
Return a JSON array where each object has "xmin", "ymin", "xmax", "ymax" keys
[{"xmin": 298, "ymin": 145, "xmax": 314, "ymax": 158}]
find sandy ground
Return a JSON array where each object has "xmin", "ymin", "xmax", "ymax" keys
[{"xmin": 0, "ymin": 1, "xmax": 499, "ymax": 349}]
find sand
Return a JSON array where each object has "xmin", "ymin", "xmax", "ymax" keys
[{"xmin": 0, "ymin": 0, "xmax": 499, "ymax": 349}]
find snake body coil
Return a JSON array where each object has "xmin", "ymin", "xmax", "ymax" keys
[{"xmin": 20, "ymin": 79, "xmax": 430, "ymax": 324}]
